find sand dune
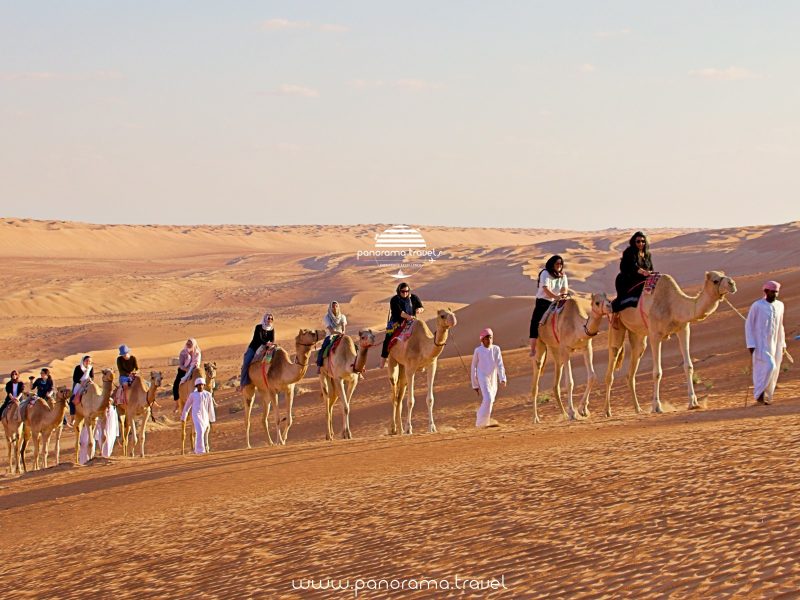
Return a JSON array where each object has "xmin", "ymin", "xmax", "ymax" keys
[{"xmin": 1, "ymin": 219, "xmax": 798, "ymax": 597}]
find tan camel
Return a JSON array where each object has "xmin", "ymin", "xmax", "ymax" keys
[
  {"xmin": 531, "ymin": 293, "xmax": 613, "ymax": 423},
  {"xmin": 2, "ymin": 399, "xmax": 25, "ymax": 474},
  {"xmin": 21, "ymin": 387, "xmax": 71, "ymax": 470},
  {"xmin": 118, "ymin": 371, "xmax": 163, "ymax": 457},
  {"xmin": 243, "ymin": 329, "xmax": 324, "ymax": 448},
  {"xmin": 180, "ymin": 362, "xmax": 217, "ymax": 455},
  {"xmin": 387, "ymin": 308, "xmax": 458, "ymax": 435},
  {"xmin": 604, "ymin": 271, "xmax": 737, "ymax": 416},
  {"xmin": 73, "ymin": 368, "xmax": 115, "ymax": 464},
  {"xmin": 319, "ymin": 329, "xmax": 377, "ymax": 440}
]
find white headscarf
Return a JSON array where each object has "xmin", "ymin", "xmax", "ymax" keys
[
  {"xmin": 324, "ymin": 301, "xmax": 346, "ymax": 333},
  {"xmin": 261, "ymin": 312, "xmax": 274, "ymax": 331},
  {"xmin": 79, "ymin": 356, "xmax": 92, "ymax": 382}
]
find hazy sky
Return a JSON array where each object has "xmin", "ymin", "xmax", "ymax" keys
[{"xmin": 1, "ymin": 2, "xmax": 798, "ymax": 229}]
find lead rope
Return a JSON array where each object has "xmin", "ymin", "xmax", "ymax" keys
[
  {"xmin": 449, "ymin": 331, "xmax": 472, "ymax": 384},
  {"xmin": 723, "ymin": 296, "xmax": 747, "ymax": 321}
]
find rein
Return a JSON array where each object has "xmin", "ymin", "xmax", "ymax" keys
[{"xmin": 583, "ymin": 305, "xmax": 605, "ymax": 337}]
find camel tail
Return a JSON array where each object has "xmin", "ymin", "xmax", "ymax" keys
[{"xmin": 614, "ymin": 346, "xmax": 625, "ymax": 371}]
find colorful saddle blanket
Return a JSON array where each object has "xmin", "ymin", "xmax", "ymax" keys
[
  {"xmin": 540, "ymin": 297, "xmax": 569, "ymax": 327},
  {"xmin": 643, "ymin": 272, "xmax": 662, "ymax": 295},
  {"xmin": 253, "ymin": 343, "xmax": 277, "ymax": 364},
  {"xmin": 321, "ymin": 334, "xmax": 345, "ymax": 361},
  {"xmin": 387, "ymin": 319, "xmax": 416, "ymax": 352}
]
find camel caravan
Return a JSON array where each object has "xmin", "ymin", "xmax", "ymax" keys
[{"xmin": 3, "ymin": 229, "xmax": 757, "ymax": 473}]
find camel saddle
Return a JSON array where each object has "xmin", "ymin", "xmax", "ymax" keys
[
  {"xmin": 643, "ymin": 272, "xmax": 662, "ymax": 295},
  {"xmin": 253, "ymin": 342, "xmax": 277, "ymax": 364},
  {"xmin": 387, "ymin": 319, "xmax": 416, "ymax": 352},
  {"xmin": 540, "ymin": 297, "xmax": 569, "ymax": 327},
  {"xmin": 321, "ymin": 334, "xmax": 345, "ymax": 361},
  {"xmin": 18, "ymin": 396, "xmax": 37, "ymax": 421}
]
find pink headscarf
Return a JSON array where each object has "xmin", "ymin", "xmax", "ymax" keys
[
  {"xmin": 479, "ymin": 327, "xmax": 494, "ymax": 340},
  {"xmin": 763, "ymin": 280, "xmax": 781, "ymax": 292}
]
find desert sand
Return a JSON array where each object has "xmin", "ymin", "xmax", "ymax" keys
[{"xmin": 1, "ymin": 218, "xmax": 798, "ymax": 598}]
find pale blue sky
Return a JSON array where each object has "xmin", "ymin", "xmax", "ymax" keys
[{"xmin": 1, "ymin": 1, "xmax": 798, "ymax": 228}]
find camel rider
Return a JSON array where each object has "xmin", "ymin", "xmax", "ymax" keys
[
  {"xmin": 1, "ymin": 369, "xmax": 25, "ymax": 419},
  {"xmin": 173, "ymin": 338, "xmax": 202, "ymax": 412},
  {"xmin": 529, "ymin": 255, "xmax": 569, "ymax": 358},
  {"xmin": 380, "ymin": 283, "xmax": 424, "ymax": 368},
  {"xmin": 116, "ymin": 345, "xmax": 139, "ymax": 403},
  {"xmin": 317, "ymin": 301, "xmax": 348, "ymax": 370},
  {"xmin": 611, "ymin": 231, "xmax": 654, "ymax": 317},
  {"xmin": 68, "ymin": 355, "xmax": 94, "ymax": 427},
  {"xmin": 239, "ymin": 312, "xmax": 275, "ymax": 390},
  {"xmin": 31, "ymin": 368, "xmax": 54, "ymax": 406}
]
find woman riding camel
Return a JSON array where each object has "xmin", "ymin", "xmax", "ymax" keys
[
  {"xmin": 116, "ymin": 345, "xmax": 139, "ymax": 403},
  {"xmin": 1, "ymin": 370, "xmax": 25, "ymax": 419},
  {"xmin": 173, "ymin": 338, "xmax": 202, "ymax": 412},
  {"xmin": 379, "ymin": 282, "xmax": 424, "ymax": 368},
  {"xmin": 239, "ymin": 312, "xmax": 275, "ymax": 390},
  {"xmin": 68, "ymin": 355, "xmax": 94, "ymax": 426},
  {"xmin": 316, "ymin": 301, "xmax": 347, "ymax": 370},
  {"xmin": 611, "ymin": 231, "xmax": 654, "ymax": 316},
  {"xmin": 529, "ymin": 255, "xmax": 569, "ymax": 358}
]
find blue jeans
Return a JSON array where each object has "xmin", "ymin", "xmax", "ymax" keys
[{"xmin": 240, "ymin": 347, "xmax": 256, "ymax": 386}]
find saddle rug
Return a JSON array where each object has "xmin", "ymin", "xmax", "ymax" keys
[
  {"xmin": 643, "ymin": 272, "xmax": 662, "ymax": 295},
  {"xmin": 387, "ymin": 319, "xmax": 416, "ymax": 352},
  {"xmin": 322, "ymin": 334, "xmax": 345, "ymax": 361},
  {"xmin": 253, "ymin": 343, "xmax": 277, "ymax": 364},
  {"xmin": 540, "ymin": 297, "xmax": 569, "ymax": 327}
]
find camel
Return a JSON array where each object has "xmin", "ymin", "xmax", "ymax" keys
[
  {"xmin": 2, "ymin": 399, "xmax": 25, "ymax": 475},
  {"xmin": 21, "ymin": 387, "xmax": 71, "ymax": 470},
  {"xmin": 118, "ymin": 371, "xmax": 163, "ymax": 457},
  {"xmin": 243, "ymin": 329, "xmax": 325, "ymax": 448},
  {"xmin": 604, "ymin": 271, "xmax": 737, "ymax": 416},
  {"xmin": 180, "ymin": 362, "xmax": 218, "ymax": 455},
  {"xmin": 73, "ymin": 368, "xmax": 115, "ymax": 464},
  {"xmin": 319, "ymin": 329, "xmax": 377, "ymax": 440},
  {"xmin": 387, "ymin": 308, "xmax": 458, "ymax": 436},
  {"xmin": 531, "ymin": 293, "xmax": 612, "ymax": 423}
]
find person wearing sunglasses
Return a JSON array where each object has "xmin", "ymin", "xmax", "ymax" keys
[
  {"xmin": 611, "ymin": 231, "xmax": 654, "ymax": 314},
  {"xmin": 173, "ymin": 338, "xmax": 202, "ymax": 413},
  {"xmin": 379, "ymin": 283, "xmax": 424, "ymax": 368},
  {"xmin": 239, "ymin": 311, "xmax": 276, "ymax": 390},
  {"xmin": 1, "ymin": 369, "xmax": 25, "ymax": 419}
]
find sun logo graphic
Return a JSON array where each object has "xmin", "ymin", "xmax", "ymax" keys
[{"xmin": 357, "ymin": 225, "xmax": 442, "ymax": 279}]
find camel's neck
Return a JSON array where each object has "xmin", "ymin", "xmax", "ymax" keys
[
  {"xmin": 101, "ymin": 380, "xmax": 113, "ymax": 409},
  {"xmin": 146, "ymin": 381, "xmax": 157, "ymax": 405},
  {"xmin": 286, "ymin": 345, "xmax": 313, "ymax": 383},
  {"xmin": 683, "ymin": 287, "xmax": 722, "ymax": 324},
  {"xmin": 43, "ymin": 398, "xmax": 69, "ymax": 427},
  {"xmin": 427, "ymin": 326, "xmax": 450, "ymax": 361},
  {"xmin": 585, "ymin": 311, "xmax": 605, "ymax": 337},
  {"xmin": 353, "ymin": 343, "xmax": 370, "ymax": 373}
]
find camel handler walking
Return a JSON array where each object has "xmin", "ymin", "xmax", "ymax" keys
[
  {"xmin": 181, "ymin": 377, "xmax": 216, "ymax": 454},
  {"xmin": 745, "ymin": 280, "xmax": 787, "ymax": 405},
  {"xmin": 471, "ymin": 328, "xmax": 507, "ymax": 427}
]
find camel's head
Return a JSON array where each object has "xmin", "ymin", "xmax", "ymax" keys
[
  {"xmin": 203, "ymin": 362, "xmax": 217, "ymax": 381},
  {"xmin": 357, "ymin": 329, "xmax": 377, "ymax": 348},
  {"xmin": 296, "ymin": 328, "xmax": 325, "ymax": 348},
  {"xmin": 706, "ymin": 271, "xmax": 737, "ymax": 297},
  {"xmin": 101, "ymin": 368, "xmax": 114, "ymax": 383},
  {"xmin": 150, "ymin": 371, "xmax": 163, "ymax": 387},
  {"xmin": 590, "ymin": 293, "xmax": 613, "ymax": 315},
  {"xmin": 56, "ymin": 386, "xmax": 71, "ymax": 402},
  {"xmin": 437, "ymin": 308, "xmax": 458, "ymax": 329}
]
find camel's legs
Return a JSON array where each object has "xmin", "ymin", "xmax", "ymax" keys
[
  {"xmin": 562, "ymin": 353, "xmax": 576, "ymax": 420},
  {"xmin": 33, "ymin": 435, "xmax": 41, "ymax": 470},
  {"xmin": 626, "ymin": 334, "xmax": 647, "ymax": 414},
  {"xmin": 120, "ymin": 413, "xmax": 129, "ymax": 457},
  {"xmin": 6, "ymin": 434, "xmax": 14, "ymax": 475},
  {"xmin": 604, "ymin": 328, "xmax": 626, "ymax": 418},
  {"xmin": 579, "ymin": 343, "xmax": 597, "ymax": 418},
  {"xmin": 263, "ymin": 395, "xmax": 273, "ymax": 446},
  {"xmin": 650, "ymin": 336, "xmax": 664, "ymax": 413},
  {"xmin": 404, "ymin": 370, "xmax": 417, "ymax": 435},
  {"xmin": 677, "ymin": 324, "xmax": 699, "ymax": 409},
  {"xmin": 551, "ymin": 359, "xmax": 569, "ymax": 420},
  {"xmin": 321, "ymin": 375, "xmax": 334, "ymax": 441},
  {"xmin": 268, "ymin": 393, "xmax": 281, "ymax": 446},
  {"xmin": 281, "ymin": 386, "xmax": 295, "ymax": 445},
  {"xmin": 54, "ymin": 426, "xmax": 63, "ymax": 465},
  {"xmin": 129, "ymin": 418, "xmax": 138, "ymax": 458},
  {"xmin": 425, "ymin": 360, "xmax": 438, "ymax": 433},
  {"xmin": 243, "ymin": 389, "xmax": 255, "ymax": 449},
  {"xmin": 531, "ymin": 342, "xmax": 547, "ymax": 423},
  {"xmin": 388, "ymin": 361, "xmax": 401, "ymax": 436},
  {"xmin": 139, "ymin": 413, "xmax": 148, "ymax": 457},
  {"xmin": 336, "ymin": 377, "xmax": 351, "ymax": 439},
  {"xmin": 74, "ymin": 418, "xmax": 83, "ymax": 464},
  {"xmin": 42, "ymin": 431, "xmax": 53, "ymax": 468}
]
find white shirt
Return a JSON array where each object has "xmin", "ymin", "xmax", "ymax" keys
[
  {"xmin": 536, "ymin": 270, "xmax": 568, "ymax": 300},
  {"xmin": 745, "ymin": 298, "xmax": 785, "ymax": 353}
]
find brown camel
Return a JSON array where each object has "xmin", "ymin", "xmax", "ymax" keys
[
  {"xmin": 180, "ymin": 362, "xmax": 218, "ymax": 455},
  {"xmin": 604, "ymin": 271, "xmax": 737, "ymax": 416},
  {"xmin": 21, "ymin": 387, "xmax": 71, "ymax": 470},
  {"xmin": 2, "ymin": 399, "xmax": 25, "ymax": 474},
  {"xmin": 319, "ymin": 329, "xmax": 377, "ymax": 440},
  {"xmin": 531, "ymin": 293, "xmax": 612, "ymax": 423},
  {"xmin": 243, "ymin": 329, "xmax": 324, "ymax": 448},
  {"xmin": 73, "ymin": 368, "xmax": 114, "ymax": 464},
  {"xmin": 387, "ymin": 308, "xmax": 458, "ymax": 435},
  {"xmin": 118, "ymin": 371, "xmax": 163, "ymax": 457}
]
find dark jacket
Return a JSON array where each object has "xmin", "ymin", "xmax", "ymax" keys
[
  {"xmin": 31, "ymin": 377, "xmax": 53, "ymax": 399},
  {"xmin": 615, "ymin": 246, "xmax": 654, "ymax": 297},
  {"xmin": 5, "ymin": 380, "xmax": 25, "ymax": 401},
  {"xmin": 389, "ymin": 293, "xmax": 424, "ymax": 324},
  {"xmin": 72, "ymin": 365, "xmax": 94, "ymax": 386},
  {"xmin": 248, "ymin": 325, "xmax": 276, "ymax": 351}
]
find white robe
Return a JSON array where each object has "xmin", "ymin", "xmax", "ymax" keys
[
  {"xmin": 79, "ymin": 403, "xmax": 119, "ymax": 464},
  {"xmin": 181, "ymin": 391, "xmax": 216, "ymax": 454},
  {"xmin": 471, "ymin": 344, "xmax": 507, "ymax": 427},
  {"xmin": 745, "ymin": 298, "xmax": 786, "ymax": 401}
]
